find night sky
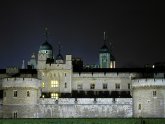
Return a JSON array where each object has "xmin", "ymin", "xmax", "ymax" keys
[{"xmin": 0, "ymin": 0, "xmax": 164, "ymax": 68}]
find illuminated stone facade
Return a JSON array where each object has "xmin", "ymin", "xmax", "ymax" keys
[{"xmin": 0, "ymin": 39, "xmax": 165, "ymax": 118}]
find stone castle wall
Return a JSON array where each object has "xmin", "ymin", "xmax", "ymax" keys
[
  {"xmin": 37, "ymin": 98, "xmax": 132, "ymax": 118},
  {"xmin": 132, "ymin": 79, "xmax": 165, "ymax": 118},
  {"xmin": 72, "ymin": 72, "xmax": 133, "ymax": 91},
  {"xmin": 2, "ymin": 78, "xmax": 40, "ymax": 88}
]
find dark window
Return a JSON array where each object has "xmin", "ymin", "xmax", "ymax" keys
[
  {"xmin": 138, "ymin": 104, "xmax": 141, "ymax": 110},
  {"xmin": 103, "ymin": 83, "xmax": 107, "ymax": 89},
  {"xmin": 65, "ymin": 82, "xmax": 67, "ymax": 88},
  {"xmin": 115, "ymin": 84, "xmax": 120, "ymax": 89},
  {"xmin": 27, "ymin": 91, "xmax": 30, "ymax": 97},
  {"xmin": 13, "ymin": 91, "xmax": 17, "ymax": 97},
  {"xmin": 128, "ymin": 83, "xmax": 131, "ymax": 89},
  {"xmin": 90, "ymin": 84, "xmax": 95, "ymax": 89},
  {"xmin": 13, "ymin": 112, "xmax": 17, "ymax": 118},
  {"xmin": 153, "ymin": 91, "xmax": 156, "ymax": 97}
]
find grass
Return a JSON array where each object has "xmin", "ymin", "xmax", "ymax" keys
[{"xmin": 0, "ymin": 118, "xmax": 165, "ymax": 124}]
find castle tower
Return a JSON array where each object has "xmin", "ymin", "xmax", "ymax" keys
[
  {"xmin": 37, "ymin": 28, "xmax": 54, "ymax": 70},
  {"xmin": 55, "ymin": 43, "xmax": 64, "ymax": 64},
  {"xmin": 2, "ymin": 77, "xmax": 41, "ymax": 118},
  {"xmin": 27, "ymin": 53, "xmax": 37, "ymax": 69},
  {"xmin": 132, "ymin": 79, "xmax": 165, "ymax": 118},
  {"xmin": 99, "ymin": 32, "xmax": 110, "ymax": 68}
]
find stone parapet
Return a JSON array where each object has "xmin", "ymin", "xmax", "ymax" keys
[
  {"xmin": 39, "ymin": 98, "xmax": 132, "ymax": 105},
  {"xmin": 2, "ymin": 78, "xmax": 41, "ymax": 89},
  {"xmin": 132, "ymin": 79, "xmax": 165, "ymax": 88}
]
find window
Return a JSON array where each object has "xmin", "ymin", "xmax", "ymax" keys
[
  {"xmin": 103, "ymin": 83, "xmax": 107, "ymax": 89},
  {"xmin": 13, "ymin": 90, "xmax": 17, "ymax": 97},
  {"xmin": 51, "ymin": 93, "xmax": 59, "ymax": 100},
  {"xmin": 90, "ymin": 84, "xmax": 95, "ymax": 89},
  {"xmin": 65, "ymin": 82, "xmax": 67, "ymax": 88},
  {"xmin": 153, "ymin": 91, "xmax": 157, "ymax": 97},
  {"xmin": 77, "ymin": 84, "xmax": 83, "ymax": 90},
  {"xmin": 27, "ymin": 91, "xmax": 30, "ymax": 97},
  {"xmin": 13, "ymin": 112, "xmax": 17, "ymax": 118},
  {"xmin": 115, "ymin": 84, "xmax": 120, "ymax": 89},
  {"xmin": 138, "ymin": 104, "xmax": 142, "ymax": 110},
  {"xmin": 51, "ymin": 80, "xmax": 59, "ymax": 87},
  {"xmin": 128, "ymin": 83, "xmax": 131, "ymax": 89},
  {"xmin": 42, "ymin": 82, "xmax": 45, "ymax": 88}
]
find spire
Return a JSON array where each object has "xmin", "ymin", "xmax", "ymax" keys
[
  {"xmin": 44, "ymin": 27, "xmax": 48, "ymax": 42},
  {"xmin": 56, "ymin": 42, "xmax": 64, "ymax": 63},
  {"xmin": 22, "ymin": 60, "xmax": 25, "ymax": 69},
  {"xmin": 104, "ymin": 32, "xmax": 106, "ymax": 41},
  {"xmin": 58, "ymin": 42, "xmax": 61, "ymax": 55},
  {"xmin": 109, "ymin": 32, "xmax": 112, "ymax": 52},
  {"xmin": 104, "ymin": 32, "xmax": 106, "ymax": 44}
]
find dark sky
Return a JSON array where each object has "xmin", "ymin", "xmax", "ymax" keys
[{"xmin": 0, "ymin": 0, "xmax": 164, "ymax": 68}]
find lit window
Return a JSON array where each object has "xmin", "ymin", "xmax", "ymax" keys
[
  {"xmin": 103, "ymin": 83, "xmax": 107, "ymax": 89},
  {"xmin": 115, "ymin": 84, "xmax": 120, "ymax": 89},
  {"xmin": 51, "ymin": 80, "xmax": 59, "ymax": 87},
  {"xmin": 138, "ymin": 104, "xmax": 141, "ymax": 110},
  {"xmin": 13, "ymin": 90, "xmax": 17, "ymax": 97},
  {"xmin": 13, "ymin": 112, "xmax": 17, "ymax": 118},
  {"xmin": 51, "ymin": 93, "xmax": 59, "ymax": 100},
  {"xmin": 77, "ymin": 84, "xmax": 83, "ymax": 90},
  {"xmin": 153, "ymin": 91, "xmax": 157, "ymax": 97},
  {"xmin": 90, "ymin": 84, "xmax": 95, "ymax": 89},
  {"xmin": 27, "ymin": 91, "xmax": 30, "ymax": 97},
  {"xmin": 42, "ymin": 82, "xmax": 45, "ymax": 88},
  {"xmin": 128, "ymin": 83, "xmax": 131, "ymax": 89}
]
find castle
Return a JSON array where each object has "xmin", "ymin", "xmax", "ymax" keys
[{"xmin": 0, "ymin": 31, "xmax": 165, "ymax": 118}]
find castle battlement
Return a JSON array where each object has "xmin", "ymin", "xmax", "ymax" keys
[
  {"xmin": 39, "ymin": 98, "xmax": 132, "ymax": 105},
  {"xmin": 132, "ymin": 79, "xmax": 165, "ymax": 88},
  {"xmin": 1, "ymin": 78, "xmax": 41, "ymax": 88},
  {"xmin": 73, "ymin": 72, "xmax": 133, "ymax": 78}
]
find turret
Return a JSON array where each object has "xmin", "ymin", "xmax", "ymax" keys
[
  {"xmin": 99, "ymin": 32, "xmax": 110, "ymax": 68},
  {"xmin": 55, "ymin": 43, "xmax": 64, "ymax": 64},
  {"xmin": 37, "ymin": 28, "xmax": 54, "ymax": 69},
  {"xmin": 132, "ymin": 79, "xmax": 165, "ymax": 118},
  {"xmin": 2, "ymin": 77, "xmax": 41, "ymax": 118}
]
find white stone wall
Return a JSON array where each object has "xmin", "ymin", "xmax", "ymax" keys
[
  {"xmin": 3, "ymin": 105, "xmax": 38, "ymax": 118},
  {"xmin": 39, "ymin": 55, "xmax": 72, "ymax": 94},
  {"xmin": 38, "ymin": 98, "xmax": 132, "ymax": 118},
  {"xmin": 2, "ymin": 78, "xmax": 41, "ymax": 105},
  {"xmin": 3, "ymin": 88, "xmax": 39, "ymax": 105},
  {"xmin": 132, "ymin": 79, "xmax": 165, "ymax": 118},
  {"xmin": 2, "ymin": 78, "xmax": 41, "ymax": 88},
  {"xmin": 72, "ymin": 72, "xmax": 132, "ymax": 91}
]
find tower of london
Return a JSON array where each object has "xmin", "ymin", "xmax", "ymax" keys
[{"xmin": 0, "ymin": 31, "xmax": 165, "ymax": 118}]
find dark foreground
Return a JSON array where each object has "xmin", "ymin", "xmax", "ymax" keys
[{"xmin": 0, "ymin": 118, "xmax": 165, "ymax": 124}]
